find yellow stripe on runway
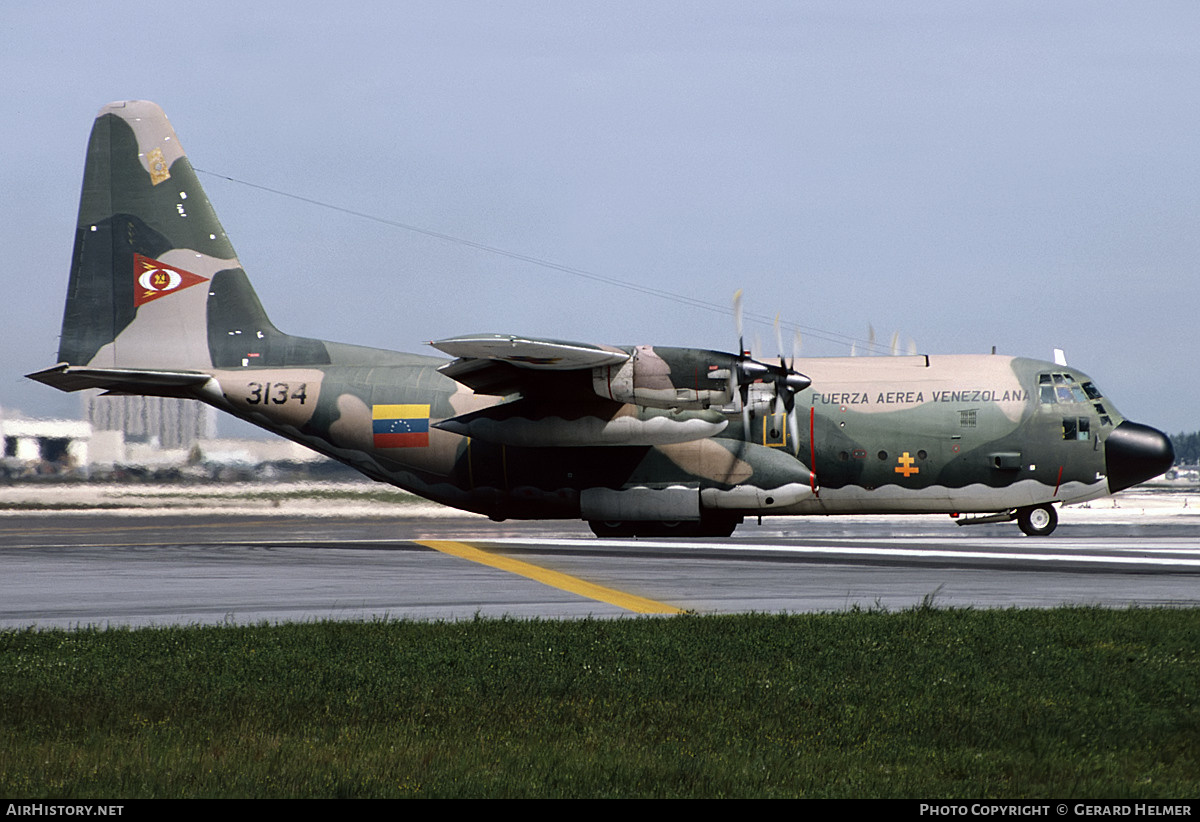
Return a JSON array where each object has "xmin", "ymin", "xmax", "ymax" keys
[{"xmin": 415, "ymin": 540, "xmax": 684, "ymax": 615}]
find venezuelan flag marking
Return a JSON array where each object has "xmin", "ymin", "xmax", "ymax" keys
[
  {"xmin": 372, "ymin": 403, "xmax": 430, "ymax": 448},
  {"xmin": 415, "ymin": 540, "xmax": 685, "ymax": 614}
]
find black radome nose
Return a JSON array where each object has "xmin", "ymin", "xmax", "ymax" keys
[{"xmin": 1105, "ymin": 421, "xmax": 1175, "ymax": 493}]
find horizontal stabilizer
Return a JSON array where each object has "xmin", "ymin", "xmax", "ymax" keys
[{"xmin": 26, "ymin": 364, "xmax": 213, "ymax": 398}]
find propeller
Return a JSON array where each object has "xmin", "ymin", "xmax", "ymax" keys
[
  {"xmin": 728, "ymin": 293, "xmax": 811, "ymax": 448},
  {"xmin": 771, "ymin": 315, "xmax": 811, "ymax": 453},
  {"xmin": 731, "ymin": 291, "xmax": 751, "ymax": 438},
  {"xmin": 733, "ymin": 289, "xmax": 745, "ymax": 356},
  {"xmin": 787, "ymin": 328, "xmax": 804, "ymax": 453},
  {"xmin": 852, "ymin": 324, "xmax": 915, "ymax": 358},
  {"xmin": 772, "ymin": 314, "xmax": 788, "ymax": 418},
  {"xmin": 724, "ymin": 295, "xmax": 811, "ymax": 446}
]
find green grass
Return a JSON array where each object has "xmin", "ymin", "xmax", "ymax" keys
[{"xmin": 2, "ymin": 608, "xmax": 1197, "ymax": 798}]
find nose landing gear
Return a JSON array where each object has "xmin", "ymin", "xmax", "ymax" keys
[{"xmin": 1016, "ymin": 504, "xmax": 1058, "ymax": 537}]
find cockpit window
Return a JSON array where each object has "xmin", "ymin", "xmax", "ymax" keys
[
  {"xmin": 1053, "ymin": 375, "xmax": 1073, "ymax": 403},
  {"xmin": 1039, "ymin": 373, "xmax": 1056, "ymax": 404},
  {"xmin": 1040, "ymin": 372, "xmax": 1115, "ymax": 430},
  {"xmin": 1039, "ymin": 373, "xmax": 1106, "ymax": 406}
]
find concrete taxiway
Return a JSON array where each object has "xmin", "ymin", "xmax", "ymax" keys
[{"xmin": 1, "ymin": 485, "xmax": 1198, "ymax": 628}]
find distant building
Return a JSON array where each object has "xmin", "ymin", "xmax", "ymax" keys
[
  {"xmin": 1, "ymin": 398, "xmax": 328, "ymax": 478},
  {"xmin": 1, "ymin": 418, "xmax": 91, "ymax": 468},
  {"xmin": 85, "ymin": 394, "xmax": 216, "ymax": 449}
]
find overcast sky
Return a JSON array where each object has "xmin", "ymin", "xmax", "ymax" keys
[{"xmin": 2, "ymin": 2, "xmax": 1197, "ymax": 434}]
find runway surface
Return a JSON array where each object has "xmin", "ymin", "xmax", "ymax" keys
[{"xmin": 3, "ymin": 491, "xmax": 1199, "ymax": 628}]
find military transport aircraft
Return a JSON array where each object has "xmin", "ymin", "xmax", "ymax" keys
[{"xmin": 29, "ymin": 101, "xmax": 1175, "ymax": 538}]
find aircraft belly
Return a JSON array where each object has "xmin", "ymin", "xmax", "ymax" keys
[{"xmin": 786, "ymin": 477, "xmax": 1109, "ymax": 515}]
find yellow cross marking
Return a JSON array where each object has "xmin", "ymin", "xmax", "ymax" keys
[{"xmin": 894, "ymin": 451, "xmax": 919, "ymax": 478}]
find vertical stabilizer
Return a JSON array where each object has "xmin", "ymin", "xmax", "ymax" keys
[
  {"xmin": 59, "ymin": 101, "xmax": 239, "ymax": 370},
  {"xmin": 46, "ymin": 101, "xmax": 329, "ymax": 385}
]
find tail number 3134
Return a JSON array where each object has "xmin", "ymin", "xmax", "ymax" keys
[{"xmin": 245, "ymin": 382, "xmax": 308, "ymax": 405}]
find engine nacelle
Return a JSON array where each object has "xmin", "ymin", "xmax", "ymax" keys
[
  {"xmin": 593, "ymin": 345, "xmax": 733, "ymax": 410},
  {"xmin": 435, "ymin": 402, "xmax": 727, "ymax": 447}
]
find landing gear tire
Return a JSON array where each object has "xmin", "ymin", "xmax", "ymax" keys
[{"xmin": 1017, "ymin": 504, "xmax": 1057, "ymax": 537}]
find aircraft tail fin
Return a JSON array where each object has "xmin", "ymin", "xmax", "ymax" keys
[{"xmin": 43, "ymin": 100, "xmax": 327, "ymax": 388}]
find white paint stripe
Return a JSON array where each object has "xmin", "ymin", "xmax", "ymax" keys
[{"xmin": 486, "ymin": 538, "xmax": 1200, "ymax": 569}]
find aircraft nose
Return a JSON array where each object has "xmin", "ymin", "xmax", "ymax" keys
[{"xmin": 1105, "ymin": 421, "xmax": 1174, "ymax": 493}]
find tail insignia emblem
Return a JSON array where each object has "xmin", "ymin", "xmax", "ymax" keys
[
  {"xmin": 146, "ymin": 147, "xmax": 171, "ymax": 185},
  {"xmin": 134, "ymin": 253, "xmax": 209, "ymax": 307}
]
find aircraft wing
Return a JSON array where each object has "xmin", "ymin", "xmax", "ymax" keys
[
  {"xmin": 430, "ymin": 334, "xmax": 629, "ymax": 370},
  {"xmin": 430, "ymin": 334, "xmax": 630, "ymax": 396},
  {"xmin": 428, "ymin": 335, "xmax": 733, "ymax": 447}
]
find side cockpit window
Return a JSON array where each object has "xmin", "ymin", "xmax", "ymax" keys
[
  {"xmin": 1039, "ymin": 373, "xmax": 1086, "ymax": 403},
  {"xmin": 1063, "ymin": 416, "xmax": 1091, "ymax": 441},
  {"xmin": 1040, "ymin": 372, "xmax": 1113, "ymax": 429}
]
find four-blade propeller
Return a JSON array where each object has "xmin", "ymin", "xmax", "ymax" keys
[{"xmin": 729, "ymin": 292, "xmax": 811, "ymax": 454}]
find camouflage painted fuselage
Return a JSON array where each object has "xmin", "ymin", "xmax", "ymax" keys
[{"xmin": 202, "ymin": 349, "xmax": 1115, "ymax": 522}]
